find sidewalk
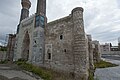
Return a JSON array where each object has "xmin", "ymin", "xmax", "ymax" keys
[
  {"xmin": 94, "ymin": 58, "xmax": 120, "ymax": 80},
  {"xmin": 0, "ymin": 64, "xmax": 41, "ymax": 80}
]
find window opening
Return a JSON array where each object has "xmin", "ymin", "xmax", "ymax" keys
[{"xmin": 60, "ymin": 35, "xmax": 63, "ymax": 40}]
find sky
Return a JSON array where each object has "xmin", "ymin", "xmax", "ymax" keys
[{"xmin": 0, "ymin": 0, "xmax": 120, "ymax": 46}]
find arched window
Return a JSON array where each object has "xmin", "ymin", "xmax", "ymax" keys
[{"xmin": 47, "ymin": 49, "xmax": 51, "ymax": 60}]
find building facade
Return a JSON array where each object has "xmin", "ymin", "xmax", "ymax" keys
[
  {"xmin": 100, "ymin": 43, "xmax": 111, "ymax": 54},
  {"xmin": 13, "ymin": 0, "xmax": 93, "ymax": 80}
]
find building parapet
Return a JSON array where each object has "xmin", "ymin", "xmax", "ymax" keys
[{"xmin": 47, "ymin": 15, "xmax": 71, "ymax": 26}]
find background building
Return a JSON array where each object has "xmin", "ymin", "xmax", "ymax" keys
[
  {"xmin": 100, "ymin": 43, "xmax": 111, "ymax": 54},
  {"xmin": 111, "ymin": 46, "xmax": 119, "ymax": 51}
]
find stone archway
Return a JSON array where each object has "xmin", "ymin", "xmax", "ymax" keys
[{"xmin": 21, "ymin": 31, "xmax": 30, "ymax": 61}]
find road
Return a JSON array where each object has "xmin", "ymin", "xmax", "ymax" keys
[
  {"xmin": 0, "ymin": 64, "xmax": 41, "ymax": 80},
  {"xmin": 95, "ymin": 56, "xmax": 120, "ymax": 80}
]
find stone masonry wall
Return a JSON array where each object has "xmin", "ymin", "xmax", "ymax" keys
[{"xmin": 45, "ymin": 16, "xmax": 74, "ymax": 72}]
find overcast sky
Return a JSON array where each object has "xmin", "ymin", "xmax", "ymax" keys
[{"xmin": 0, "ymin": 0, "xmax": 120, "ymax": 46}]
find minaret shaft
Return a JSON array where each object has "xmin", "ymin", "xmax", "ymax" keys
[
  {"xmin": 36, "ymin": 0, "xmax": 46, "ymax": 16},
  {"xmin": 20, "ymin": 8, "xmax": 29, "ymax": 22},
  {"xmin": 20, "ymin": 0, "xmax": 31, "ymax": 22}
]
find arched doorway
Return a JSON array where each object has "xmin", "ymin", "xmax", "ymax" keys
[{"xmin": 21, "ymin": 31, "xmax": 30, "ymax": 61}]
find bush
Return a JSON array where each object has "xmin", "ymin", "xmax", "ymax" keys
[
  {"xmin": 0, "ymin": 60, "xmax": 8, "ymax": 64},
  {"xmin": 89, "ymin": 73, "xmax": 94, "ymax": 80},
  {"xmin": 88, "ymin": 69, "xmax": 94, "ymax": 80}
]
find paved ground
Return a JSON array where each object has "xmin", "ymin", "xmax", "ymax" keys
[
  {"xmin": 0, "ymin": 64, "xmax": 41, "ymax": 80},
  {"xmin": 102, "ymin": 54, "xmax": 120, "ymax": 60},
  {"xmin": 95, "ymin": 57, "xmax": 120, "ymax": 80}
]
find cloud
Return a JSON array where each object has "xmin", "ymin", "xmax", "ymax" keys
[
  {"xmin": 0, "ymin": 0, "xmax": 20, "ymax": 43},
  {"xmin": 83, "ymin": 0, "xmax": 120, "ymax": 45},
  {"xmin": 116, "ymin": 0, "xmax": 120, "ymax": 8},
  {"xmin": 0, "ymin": 0, "xmax": 120, "ymax": 46}
]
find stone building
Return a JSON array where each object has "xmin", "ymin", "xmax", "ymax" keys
[
  {"xmin": 7, "ymin": 34, "xmax": 16, "ymax": 61},
  {"xmin": 100, "ymin": 43, "xmax": 111, "ymax": 54},
  {"xmin": 12, "ymin": 0, "xmax": 93, "ymax": 80}
]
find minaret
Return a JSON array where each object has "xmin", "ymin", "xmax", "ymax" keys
[
  {"xmin": 20, "ymin": 0, "xmax": 31, "ymax": 22},
  {"xmin": 36, "ymin": 0, "xmax": 46, "ymax": 16},
  {"xmin": 35, "ymin": 0, "xmax": 47, "ymax": 28}
]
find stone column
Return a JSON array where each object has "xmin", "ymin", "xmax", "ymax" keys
[{"xmin": 72, "ymin": 7, "xmax": 89, "ymax": 80}]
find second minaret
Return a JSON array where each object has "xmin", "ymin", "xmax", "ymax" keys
[
  {"xmin": 36, "ymin": 0, "xmax": 46, "ymax": 16},
  {"xmin": 20, "ymin": 0, "xmax": 31, "ymax": 22}
]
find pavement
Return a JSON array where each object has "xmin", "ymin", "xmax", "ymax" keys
[
  {"xmin": 102, "ymin": 54, "xmax": 120, "ymax": 60},
  {"xmin": 94, "ymin": 57, "xmax": 120, "ymax": 80},
  {"xmin": 0, "ymin": 64, "xmax": 42, "ymax": 80}
]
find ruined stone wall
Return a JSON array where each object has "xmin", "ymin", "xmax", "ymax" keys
[
  {"xmin": 7, "ymin": 34, "xmax": 16, "ymax": 61},
  {"xmin": 45, "ymin": 16, "xmax": 74, "ymax": 72}
]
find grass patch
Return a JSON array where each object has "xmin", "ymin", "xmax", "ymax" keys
[
  {"xmin": 15, "ymin": 61, "xmax": 52, "ymax": 80},
  {"xmin": 15, "ymin": 60, "xmax": 74, "ymax": 80},
  {"xmin": 94, "ymin": 60, "xmax": 118, "ymax": 68},
  {"xmin": 0, "ymin": 60, "xmax": 8, "ymax": 64},
  {"xmin": 88, "ymin": 71, "xmax": 94, "ymax": 80},
  {"xmin": 0, "ymin": 47, "xmax": 7, "ymax": 51},
  {"xmin": 88, "ymin": 69, "xmax": 94, "ymax": 80}
]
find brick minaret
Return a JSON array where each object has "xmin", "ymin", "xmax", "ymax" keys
[
  {"xmin": 20, "ymin": 0, "xmax": 31, "ymax": 22},
  {"xmin": 36, "ymin": 0, "xmax": 46, "ymax": 16}
]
